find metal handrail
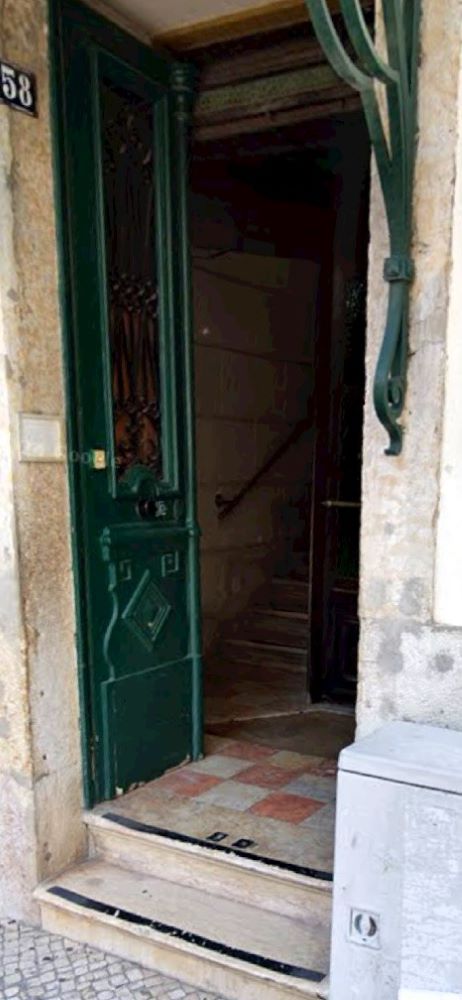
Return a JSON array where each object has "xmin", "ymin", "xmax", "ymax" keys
[
  {"xmin": 321, "ymin": 499, "xmax": 360, "ymax": 509},
  {"xmin": 215, "ymin": 415, "xmax": 311, "ymax": 520}
]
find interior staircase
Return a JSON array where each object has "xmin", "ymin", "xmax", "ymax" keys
[
  {"xmin": 223, "ymin": 575, "xmax": 310, "ymax": 669},
  {"xmin": 205, "ymin": 573, "xmax": 311, "ymax": 725},
  {"xmin": 35, "ymin": 808, "xmax": 331, "ymax": 1000}
]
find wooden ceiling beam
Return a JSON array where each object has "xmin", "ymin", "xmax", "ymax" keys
[
  {"xmin": 200, "ymin": 35, "xmax": 323, "ymax": 88},
  {"xmin": 194, "ymin": 93, "xmax": 361, "ymax": 142}
]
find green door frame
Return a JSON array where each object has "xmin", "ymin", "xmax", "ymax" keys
[{"xmin": 47, "ymin": 0, "xmax": 202, "ymax": 806}]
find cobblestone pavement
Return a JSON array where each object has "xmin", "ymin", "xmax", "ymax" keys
[{"xmin": 0, "ymin": 919, "xmax": 228, "ymax": 1000}]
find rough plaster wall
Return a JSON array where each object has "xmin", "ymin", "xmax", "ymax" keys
[
  {"xmin": 193, "ymin": 251, "xmax": 317, "ymax": 650},
  {"xmin": 357, "ymin": 0, "xmax": 462, "ymax": 737},
  {"xmin": 0, "ymin": 0, "xmax": 85, "ymax": 919}
]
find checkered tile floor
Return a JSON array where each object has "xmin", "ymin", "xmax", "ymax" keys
[
  {"xmin": 155, "ymin": 738, "xmax": 336, "ymax": 825},
  {"xmin": 98, "ymin": 735, "xmax": 338, "ymax": 872}
]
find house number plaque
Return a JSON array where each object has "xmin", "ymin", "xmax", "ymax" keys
[{"xmin": 0, "ymin": 59, "xmax": 37, "ymax": 116}]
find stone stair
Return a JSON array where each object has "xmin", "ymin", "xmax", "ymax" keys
[
  {"xmin": 35, "ymin": 810, "xmax": 331, "ymax": 1000},
  {"xmin": 220, "ymin": 575, "xmax": 310, "ymax": 674},
  {"xmin": 204, "ymin": 574, "xmax": 311, "ymax": 723}
]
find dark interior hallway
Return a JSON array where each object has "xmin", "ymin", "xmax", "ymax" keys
[{"xmin": 191, "ymin": 112, "xmax": 369, "ymax": 739}]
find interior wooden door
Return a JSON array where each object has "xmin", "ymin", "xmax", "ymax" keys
[{"xmin": 310, "ymin": 136, "xmax": 369, "ymax": 704}]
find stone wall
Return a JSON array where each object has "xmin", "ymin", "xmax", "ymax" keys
[
  {"xmin": 0, "ymin": 0, "xmax": 85, "ymax": 920},
  {"xmin": 193, "ymin": 250, "xmax": 317, "ymax": 650},
  {"xmin": 434, "ymin": 41, "xmax": 462, "ymax": 632},
  {"xmin": 357, "ymin": 0, "xmax": 462, "ymax": 736}
]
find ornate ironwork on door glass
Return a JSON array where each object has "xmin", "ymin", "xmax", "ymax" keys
[{"xmin": 101, "ymin": 81, "xmax": 162, "ymax": 480}]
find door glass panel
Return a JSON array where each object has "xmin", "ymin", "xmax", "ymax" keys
[{"xmin": 101, "ymin": 80, "xmax": 162, "ymax": 480}]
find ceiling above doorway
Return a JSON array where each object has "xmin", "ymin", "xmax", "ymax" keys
[{"xmin": 87, "ymin": 0, "xmax": 372, "ymax": 51}]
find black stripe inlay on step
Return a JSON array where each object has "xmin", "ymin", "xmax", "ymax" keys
[
  {"xmin": 47, "ymin": 885, "xmax": 325, "ymax": 984},
  {"xmin": 101, "ymin": 811, "xmax": 333, "ymax": 883}
]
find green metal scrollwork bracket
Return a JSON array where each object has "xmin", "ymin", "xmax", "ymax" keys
[{"xmin": 305, "ymin": 0, "xmax": 421, "ymax": 455}]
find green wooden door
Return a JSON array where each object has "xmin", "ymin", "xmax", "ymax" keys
[{"xmin": 53, "ymin": 0, "xmax": 202, "ymax": 804}]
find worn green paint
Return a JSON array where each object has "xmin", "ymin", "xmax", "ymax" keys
[
  {"xmin": 305, "ymin": 0, "xmax": 421, "ymax": 455},
  {"xmin": 49, "ymin": 0, "xmax": 202, "ymax": 804}
]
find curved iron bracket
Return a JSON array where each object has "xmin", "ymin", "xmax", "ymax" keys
[{"xmin": 305, "ymin": 0, "xmax": 421, "ymax": 455}]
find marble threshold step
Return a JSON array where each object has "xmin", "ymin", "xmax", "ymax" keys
[
  {"xmin": 85, "ymin": 810, "xmax": 332, "ymax": 923},
  {"xmin": 35, "ymin": 859, "xmax": 330, "ymax": 1000}
]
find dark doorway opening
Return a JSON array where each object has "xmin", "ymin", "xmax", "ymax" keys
[{"xmin": 190, "ymin": 59, "xmax": 369, "ymax": 738}]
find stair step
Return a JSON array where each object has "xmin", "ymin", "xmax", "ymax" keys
[
  {"xmin": 221, "ymin": 637, "xmax": 308, "ymax": 673},
  {"xmin": 206, "ymin": 658, "xmax": 307, "ymax": 688},
  {"xmin": 35, "ymin": 859, "xmax": 330, "ymax": 1000},
  {"xmin": 240, "ymin": 609, "xmax": 309, "ymax": 647},
  {"xmin": 86, "ymin": 811, "xmax": 332, "ymax": 922},
  {"xmin": 270, "ymin": 578, "xmax": 309, "ymax": 612},
  {"xmin": 255, "ymin": 608, "xmax": 310, "ymax": 621}
]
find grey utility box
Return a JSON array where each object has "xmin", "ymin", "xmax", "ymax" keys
[{"xmin": 329, "ymin": 721, "xmax": 462, "ymax": 1000}]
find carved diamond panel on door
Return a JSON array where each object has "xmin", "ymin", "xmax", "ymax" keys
[
  {"xmin": 101, "ymin": 526, "xmax": 189, "ymax": 677},
  {"xmin": 98, "ymin": 524, "xmax": 191, "ymax": 794},
  {"xmin": 123, "ymin": 573, "xmax": 172, "ymax": 653}
]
